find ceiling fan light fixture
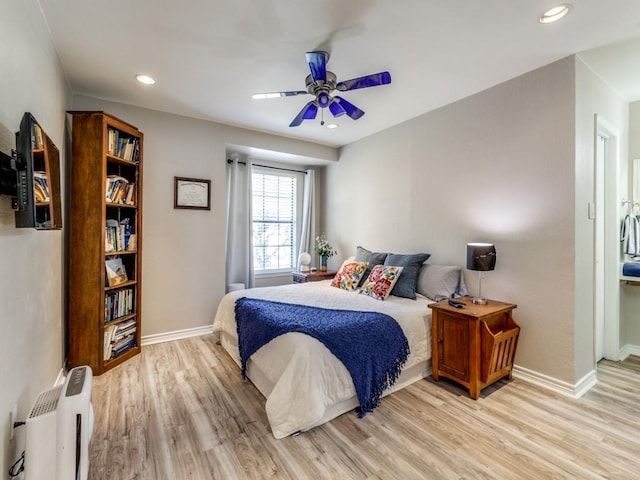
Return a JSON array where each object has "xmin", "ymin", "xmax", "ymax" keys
[
  {"xmin": 539, "ymin": 4, "xmax": 572, "ymax": 24},
  {"xmin": 136, "ymin": 74, "xmax": 156, "ymax": 85}
]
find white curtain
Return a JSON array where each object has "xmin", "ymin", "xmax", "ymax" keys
[
  {"xmin": 298, "ymin": 169, "xmax": 316, "ymax": 266},
  {"xmin": 225, "ymin": 158, "xmax": 254, "ymax": 290}
]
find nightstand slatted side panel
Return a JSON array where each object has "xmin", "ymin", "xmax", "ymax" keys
[{"xmin": 481, "ymin": 316, "xmax": 520, "ymax": 384}]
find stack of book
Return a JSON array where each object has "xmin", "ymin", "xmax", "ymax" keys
[
  {"xmin": 107, "ymin": 128, "xmax": 140, "ymax": 162},
  {"xmin": 33, "ymin": 171, "xmax": 50, "ymax": 203},
  {"xmin": 103, "ymin": 319, "xmax": 137, "ymax": 360},
  {"xmin": 106, "ymin": 175, "xmax": 136, "ymax": 205},
  {"xmin": 104, "ymin": 288, "xmax": 134, "ymax": 323}
]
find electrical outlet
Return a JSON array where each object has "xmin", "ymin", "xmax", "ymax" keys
[{"xmin": 9, "ymin": 404, "xmax": 17, "ymax": 440}]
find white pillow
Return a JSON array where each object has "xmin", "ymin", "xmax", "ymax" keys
[{"xmin": 416, "ymin": 264, "xmax": 468, "ymax": 301}]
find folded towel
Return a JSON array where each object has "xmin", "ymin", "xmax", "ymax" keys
[{"xmin": 623, "ymin": 262, "xmax": 640, "ymax": 277}]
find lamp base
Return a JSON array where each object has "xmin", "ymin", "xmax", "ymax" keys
[{"xmin": 472, "ymin": 297, "xmax": 488, "ymax": 305}]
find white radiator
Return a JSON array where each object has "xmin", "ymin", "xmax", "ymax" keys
[{"xmin": 25, "ymin": 365, "xmax": 94, "ymax": 480}]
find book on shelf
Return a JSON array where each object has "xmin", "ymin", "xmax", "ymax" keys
[
  {"xmin": 103, "ymin": 320, "xmax": 137, "ymax": 361},
  {"xmin": 104, "ymin": 288, "xmax": 135, "ymax": 323},
  {"xmin": 106, "ymin": 175, "xmax": 136, "ymax": 205},
  {"xmin": 113, "ymin": 321, "xmax": 136, "ymax": 343},
  {"xmin": 103, "ymin": 324, "xmax": 117, "ymax": 360},
  {"xmin": 105, "ymin": 219, "xmax": 133, "ymax": 253},
  {"xmin": 112, "ymin": 336, "xmax": 136, "ymax": 358},
  {"xmin": 105, "ymin": 257, "xmax": 128, "ymax": 287},
  {"xmin": 107, "ymin": 128, "xmax": 140, "ymax": 162},
  {"xmin": 32, "ymin": 123, "xmax": 44, "ymax": 149},
  {"xmin": 33, "ymin": 171, "xmax": 50, "ymax": 202},
  {"xmin": 127, "ymin": 234, "xmax": 137, "ymax": 251}
]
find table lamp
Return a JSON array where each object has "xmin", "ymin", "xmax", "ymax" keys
[
  {"xmin": 466, "ymin": 243, "xmax": 496, "ymax": 305},
  {"xmin": 298, "ymin": 252, "xmax": 311, "ymax": 272}
]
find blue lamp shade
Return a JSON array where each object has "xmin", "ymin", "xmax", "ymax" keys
[{"xmin": 466, "ymin": 243, "xmax": 496, "ymax": 272}]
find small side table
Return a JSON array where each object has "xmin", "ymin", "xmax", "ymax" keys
[
  {"xmin": 292, "ymin": 270, "xmax": 337, "ymax": 284},
  {"xmin": 429, "ymin": 296, "xmax": 520, "ymax": 399}
]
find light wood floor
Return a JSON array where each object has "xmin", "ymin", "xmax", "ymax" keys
[{"xmin": 88, "ymin": 335, "xmax": 640, "ymax": 479}]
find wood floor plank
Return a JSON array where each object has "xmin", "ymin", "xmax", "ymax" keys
[{"xmin": 88, "ymin": 335, "xmax": 640, "ymax": 479}]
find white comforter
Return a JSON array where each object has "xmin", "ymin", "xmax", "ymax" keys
[{"xmin": 212, "ymin": 280, "xmax": 432, "ymax": 438}]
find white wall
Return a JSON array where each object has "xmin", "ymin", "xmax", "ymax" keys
[
  {"xmin": 72, "ymin": 95, "xmax": 337, "ymax": 337},
  {"xmin": 0, "ymin": 0, "xmax": 71, "ymax": 474},
  {"xmin": 574, "ymin": 57, "xmax": 629, "ymax": 376},
  {"xmin": 326, "ymin": 57, "xmax": 579, "ymax": 384}
]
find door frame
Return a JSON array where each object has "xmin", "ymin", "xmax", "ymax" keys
[{"xmin": 594, "ymin": 114, "xmax": 621, "ymax": 362}]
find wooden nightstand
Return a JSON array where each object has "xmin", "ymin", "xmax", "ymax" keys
[
  {"xmin": 292, "ymin": 270, "xmax": 337, "ymax": 284},
  {"xmin": 429, "ymin": 296, "xmax": 519, "ymax": 399}
]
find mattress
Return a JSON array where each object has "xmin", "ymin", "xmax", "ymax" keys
[{"xmin": 212, "ymin": 280, "xmax": 433, "ymax": 438}]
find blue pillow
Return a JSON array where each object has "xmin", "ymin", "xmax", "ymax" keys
[
  {"xmin": 355, "ymin": 246, "xmax": 388, "ymax": 287},
  {"xmin": 384, "ymin": 253, "xmax": 431, "ymax": 299}
]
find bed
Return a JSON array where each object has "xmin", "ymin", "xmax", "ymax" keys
[
  {"xmin": 212, "ymin": 279, "xmax": 433, "ymax": 438},
  {"xmin": 212, "ymin": 249, "xmax": 467, "ymax": 438}
]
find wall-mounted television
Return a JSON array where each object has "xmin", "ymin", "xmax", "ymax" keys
[
  {"xmin": 0, "ymin": 112, "xmax": 62, "ymax": 229},
  {"xmin": 0, "ymin": 148, "xmax": 16, "ymax": 197}
]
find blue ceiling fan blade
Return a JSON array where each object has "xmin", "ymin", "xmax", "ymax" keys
[
  {"xmin": 336, "ymin": 71, "xmax": 391, "ymax": 91},
  {"xmin": 289, "ymin": 101, "xmax": 318, "ymax": 127},
  {"xmin": 328, "ymin": 98, "xmax": 346, "ymax": 117},
  {"xmin": 333, "ymin": 96, "xmax": 365, "ymax": 120},
  {"xmin": 252, "ymin": 90, "xmax": 308, "ymax": 99},
  {"xmin": 306, "ymin": 51, "xmax": 327, "ymax": 83}
]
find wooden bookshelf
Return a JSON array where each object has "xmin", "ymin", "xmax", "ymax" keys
[
  {"xmin": 67, "ymin": 111, "xmax": 143, "ymax": 375},
  {"xmin": 33, "ymin": 130, "xmax": 62, "ymax": 229}
]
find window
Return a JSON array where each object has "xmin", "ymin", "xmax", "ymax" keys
[{"xmin": 252, "ymin": 169, "xmax": 297, "ymax": 272}]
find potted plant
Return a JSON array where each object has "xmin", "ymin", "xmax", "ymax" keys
[{"xmin": 315, "ymin": 234, "xmax": 336, "ymax": 271}]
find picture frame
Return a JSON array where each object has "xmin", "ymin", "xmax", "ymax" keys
[{"xmin": 174, "ymin": 176, "xmax": 211, "ymax": 210}]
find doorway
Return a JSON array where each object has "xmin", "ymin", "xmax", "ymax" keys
[
  {"xmin": 594, "ymin": 115, "xmax": 621, "ymax": 363},
  {"xmin": 595, "ymin": 134, "xmax": 605, "ymax": 361}
]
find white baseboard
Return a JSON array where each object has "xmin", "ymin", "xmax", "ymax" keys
[
  {"xmin": 141, "ymin": 325, "xmax": 213, "ymax": 346},
  {"xmin": 513, "ymin": 364, "xmax": 598, "ymax": 399},
  {"xmin": 620, "ymin": 343, "xmax": 640, "ymax": 360}
]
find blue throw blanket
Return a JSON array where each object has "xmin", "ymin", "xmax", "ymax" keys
[{"xmin": 235, "ymin": 297, "xmax": 410, "ymax": 417}]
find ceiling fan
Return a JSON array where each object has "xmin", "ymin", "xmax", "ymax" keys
[{"xmin": 252, "ymin": 51, "xmax": 392, "ymax": 127}]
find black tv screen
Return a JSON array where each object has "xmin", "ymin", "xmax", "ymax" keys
[
  {"xmin": 14, "ymin": 112, "xmax": 37, "ymax": 228},
  {"xmin": 0, "ymin": 149, "xmax": 16, "ymax": 197}
]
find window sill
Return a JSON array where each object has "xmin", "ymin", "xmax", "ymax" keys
[{"xmin": 254, "ymin": 271, "xmax": 293, "ymax": 279}]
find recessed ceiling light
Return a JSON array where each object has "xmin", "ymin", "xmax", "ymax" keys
[
  {"xmin": 136, "ymin": 74, "xmax": 156, "ymax": 85},
  {"xmin": 325, "ymin": 123, "xmax": 339, "ymax": 129},
  {"xmin": 540, "ymin": 4, "xmax": 572, "ymax": 24}
]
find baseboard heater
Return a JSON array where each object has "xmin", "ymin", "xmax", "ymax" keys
[{"xmin": 25, "ymin": 365, "xmax": 94, "ymax": 480}]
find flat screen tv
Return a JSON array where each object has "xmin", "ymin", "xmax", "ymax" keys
[
  {"xmin": 14, "ymin": 112, "xmax": 38, "ymax": 228},
  {"xmin": 12, "ymin": 113, "xmax": 62, "ymax": 229},
  {"xmin": 0, "ymin": 148, "xmax": 16, "ymax": 197}
]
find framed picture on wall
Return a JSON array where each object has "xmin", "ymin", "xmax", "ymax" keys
[{"xmin": 174, "ymin": 176, "xmax": 211, "ymax": 210}]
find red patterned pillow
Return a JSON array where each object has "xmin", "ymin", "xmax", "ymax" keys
[
  {"xmin": 330, "ymin": 260, "xmax": 369, "ymax": 291},
  {"xmin": 359, "ymin": 265, "xmax": 404, "ymax": 301}
]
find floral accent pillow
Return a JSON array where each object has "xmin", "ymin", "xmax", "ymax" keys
[
  {"xmin": 330, "ymin": 260, "xmax": 369, "ymax": 291},
  {"xmin": 359, "ymin": 265, "xmax": 404, "ymax": 301}
]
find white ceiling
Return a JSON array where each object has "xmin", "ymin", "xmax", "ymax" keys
[{"xmin": 38, "ymin": 0, "xmax": 640, "ymax": 148}]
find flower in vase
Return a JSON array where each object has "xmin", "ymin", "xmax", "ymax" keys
[{"xmin": 315, "ymin": 234, "xmax": 336, "ymax": 258}]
